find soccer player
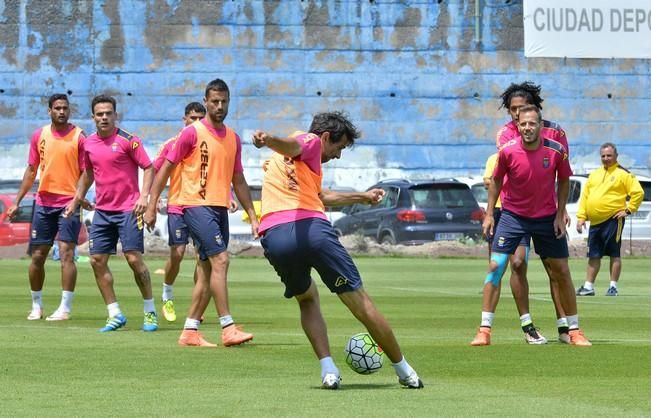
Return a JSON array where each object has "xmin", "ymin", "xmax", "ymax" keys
[
  {"xmin": 144, "ymin": 78, "xmax": 257, "ymax": 347},
  {"xmin": 471, "ymin": 82, "xmax": 570, "ymax": 346},
  {"xmin": 483, "ymin": 104, "xmax": 591, "ymax": 346},
  {"xmin": 575, "ymin": 143, "xmax": 644, "ymax": 296},
  {"xmin": 64, "ymin": 95, "xmax": 158, "ymax": 332},
  {"xmin": 252, "ymin": 111, "xmax": 424, "ymax": 389},
  {"xmin": 8, "ymin": 93, "xmax": 87, "ymax": 321}
]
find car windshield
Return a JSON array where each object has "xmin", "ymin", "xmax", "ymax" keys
[{"xmin": 409, "ymin": 185, "xmax": 477, "ymax": 209}]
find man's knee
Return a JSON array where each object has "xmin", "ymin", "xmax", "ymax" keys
[{"xmin": 485, "ymin": 253, "xmax": 508, "ymax": 286}]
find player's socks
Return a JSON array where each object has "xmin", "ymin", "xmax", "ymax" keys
[
  {"xmin": 219, "ymin": 314, "xmax": 234, "ymax": 328},
  {"xmin": 609, "ymin": 281, "xmax": 618, "ymax": 289},
  {"xmin": 60, "ymin": 290, "xmax": 74, "ymax": 312},
  {"xmin": 143, "ymin": 298, "xmax": 155, "ymax": 314},
  {"xmin": 31, "ymin": 290, "xmax": 43, "ymax": 310},
  {"xmin": 184, "ymin": 318, "xmax": 201, "ymax": 330},
  {"xmin": 319, "ymin": 356, "xmax": 339, "ymax": 379},
  {"xmin": 557, "ymin": 317, "xmax": 569, "ymax": 334},
  {"xmin": 519, "ymin": 313, "xmax": 533, "ymax": 329},
  {"xmin": 582, "ymin": 281, "xmax": 594, "ymax": 291},
  {"xmin": 107, "ymin": 302, "xmax": 122, "ymax": 318},
  {"xmin": 162, "ymin": 283, "xmax": 174, "ymax": 301},
  {"xmin": 391, "ymin": 357, "xmax": 415, "ymax": 380},
  {"xmin": 567, "ymin": 314, "xmax": 579, "ymax": 330},
  {"xmin": 480, "ymin": 311, "xmax": 494, "ymax": 328}
]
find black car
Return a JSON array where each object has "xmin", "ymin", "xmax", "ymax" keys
[{"xmin": 333, "ymin": 179, "xmax": 484, "ymax": 245}]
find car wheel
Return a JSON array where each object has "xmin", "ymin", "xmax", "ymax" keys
[{"xmin": 380, "ymin": 233, "xmax": 396, "ymax": 245}]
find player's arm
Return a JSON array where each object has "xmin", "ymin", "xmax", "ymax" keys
[
  {"xmin": 555, "ymin": 177, "xmax": 570, "ymax": 238},
  {"xmin": 576, "ymin": 176, "xmax": 592, "ymax": 233},
  {"xmin": 64, "ymin": 168, "xmax": 94, "ymax": 218},
  {"xmin": 232, "ymin": 172, "xmax": 259, "ymax": 239},
  {"xmin": 320, "ymin": 188, "xmax": 384, "ymax": 207},
  {"xmin": 483, "ymin": 177, "xmax": 502, "ymax": 238},
  {"xmin": 625, "ymin": 174, "xmax": 645, "ymax": 215},
  {"xmin": 7, "ymin": 165, "xmax": 38, "ymax": 219},
  {"xmin": 134, "ymin": 164, "xmax": 154, "ymax": 216},
  {"xmin": 144, "ymin": 160, "xmax": 175, "ymax": 229},
  {"xmin": 252, "ymin": 130, "xmax": 302, "ymax": 158}
]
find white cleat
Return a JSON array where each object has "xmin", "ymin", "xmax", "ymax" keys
[
  {"xmin": 399, "ymin": 371, "xmax": 424, "ymax": 389},
  {"xmin": 27, "ymin": 307, "xmax": 43, "ymax": 320},
  {"xmin": 46, "ymin": 310, "xmax": 70, "ymax": 321},
  {"xmin": 321, "ymin": 373, "xmax": 341, "ymax": 390}
]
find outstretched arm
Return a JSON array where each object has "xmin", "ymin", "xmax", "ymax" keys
[
  {"xmin": 252, "ymin": 130, "xmax": 302, "ymax": 158},
  {"xmin": 320, "ymin": 188, "xmax": 385, "ymax": 207}
]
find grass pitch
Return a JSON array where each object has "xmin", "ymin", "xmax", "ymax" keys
[{"xmin": 1, "ymin": 256, "xmax": 650, "ymax": 416}]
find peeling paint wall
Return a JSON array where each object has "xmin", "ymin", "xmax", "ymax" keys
[{"xmin": 0, "ymin": 0, "xmax": 649, "ymax": 187}]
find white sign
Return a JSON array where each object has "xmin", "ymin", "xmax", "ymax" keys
[{"xmin": 524, "ymin": 0, "xmax": 651, "ymax": 58}]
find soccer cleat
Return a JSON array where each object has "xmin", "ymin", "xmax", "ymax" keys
[
  {"xmin": 45, "ymin": 309, "xmax": 70, "ymax": 321},
  {"xmin": 568, "ymin": 329, "xmax": 592, "ymax": 347},
  {"xmin": 470, "ymin": 327, "xmax": 491, "ymax": 346},
  {"xmin": 221, "ymin": 324, "xmax": 253, "ymax": 347},
  {"xmin": 27, "ymin": 307, "xmax": 43, "ymax": 321},
  {"xmin": 576, "ymin": 286, "xmax": 595, "ymax": 296},
  {"xmin": 606, "ymin": 286, "xmax": 618, "ymax": 296},
  {"xmin": 558, "ymin": 332, "xmax": 571, "ymax": 344},
  {"xmin": 162, "ymin": 299, "xmax": 177, "ymax": 322},
  {"xmin": 143, "ymin": 312, "xmax": 159, "ymax": 332},
  {"xmin": 321, "ymin": 373, "xmax": 341, "ymax": 390},
  {"xmin": 523, "ymin": 324, "xmax": 548, "ymax": 345},
  {"xmin": 178, "ymin": 329, "xmax": 217, "ymax": 347},
  {"xmin": 99, "ymin": 313, "xmax": 127, "ymax": 332},
  {"xmin": 399, "ymin": 371, "xmax": 425, "ymax": 389}
]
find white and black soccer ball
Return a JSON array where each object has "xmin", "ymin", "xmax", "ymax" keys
[{"xmin": 344, "ymin": 332, "xmax": 384, "ymax": 374}]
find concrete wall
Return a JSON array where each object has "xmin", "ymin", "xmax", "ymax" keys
[{"xmin": 1, "ymin": 0, "xmax": 649, "ymax": 188}]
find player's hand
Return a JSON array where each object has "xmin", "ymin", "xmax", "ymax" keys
[
  {"xmin": 6, "ymin": 204, "xmax": 19, "ymax": 220},
  {"xmin": 133, "ymin": 196, "xmax": 148, "ymax": 216},
  {"xmin": 482, "ymin": 214, "xmax": 494, "ymax": 238},
  {"xmin": 252, "ymin": 130, "xmax": 270, "ymax": 149},
  {"xmin": 80, "ymin": 199, "xmax": 94, "ymax": 211},
  {"xmin": 143, "ymin": 208, "xmax": 156, "ymax": 231},
  {"xmin": 576, "ymin": 219, "xmax": 586, "ymax": 234},
  {"xmin": 229, "ymin": 199, "xmax": 239, "ymax": 213},
  {"xmin": 366, "ymin": 188, "xmax": 385, "ymax": 205},
  {"xmin": 250, "ymin": 219, "xmax": 260, "ymax": 240},
  {"xmin": 62, "ymin": 200, "xmax": 80, "ymax": 218},
  {"xmin": 553, "ymin": 214, "xmax": 566, "ymax": 239},
  {"xmin": 614, "ymin": 209, "xmax": 628, "ymax": 219},
  {"xmin": 564, "ymin": 210, "xmax": 571, "ymax": 227}
]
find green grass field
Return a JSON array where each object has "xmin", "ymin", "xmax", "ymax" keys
[{"xmin": 1, "ymin": 255, "xmax": 650, "ymax": 417}]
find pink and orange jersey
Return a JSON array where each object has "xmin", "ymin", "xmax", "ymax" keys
[
  {"xmin": 28, "ymin": 124, "xmax": 86, "ymax": 207},
  {"xmin": 494, "ymin": 134, "xmax": 572, "ymax": 219},
  {"xmin": 153, "ymin": 136, "xmax": 183, "ymax": 215},
  {"xmin": 83, "ymin": 128, "xmax": 151, "ymax": 212},
  {"xmin": 497, "ymin": 120, "xmax": 569, "ymax": 151},
  {"xmin": 258, "ymin": 132, "xmax": 328, "ymax": 234},
  {"xmin": 165, "ymin": 119, "xmax": 243, "ymax": 207}
]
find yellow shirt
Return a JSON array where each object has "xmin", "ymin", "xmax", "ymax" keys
[
  {"xmin": 483, "ymin": 153, "xmax": 501, "ymax": 208},
  {"xmin": 577, "ymin": 163, "xmax": 644, "ymax": 226}
]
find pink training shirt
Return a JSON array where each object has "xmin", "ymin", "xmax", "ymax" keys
[
  {"xmin": 258, "ymin": 132, "xmax": 328, "ymax": 234},
  {"xmin": 28, "ymin": 125, "xmax": 86, "ymax": 207},
  {"xmin": 83, "ymin": 128, "xmax": 151, "ymax": 212},
  {"xmin": 153, "ymin": 137, "xmax": 183, "ymax": 215},
  {"xmin": 493, "ymin": 134, "xmax": 573, "ymax": 219}
]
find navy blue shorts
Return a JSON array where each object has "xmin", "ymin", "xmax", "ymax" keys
[
  {"xmin": 89, "ymin": 209, "xmax": 144, "ymax": 255},
  {"xmin": 491, "ymin": 210, "xmax": 568, "ymax": 258},
  {"xmin": 30, "ymin": 204, "xmax": 82, "ymax": 247},
  {"xmin": 183, "ymin": 206, "xmax": 229, "ymax": 261},
  {"xmin": 261, "ymin": 217, "xmax": 362, "ymax": 298},
  {"xmin": 587, "ymin": 217, "xmax": 623, "ymax": 258},
  {"xmin": 487, "ymin": 208, "xmax": 530, "ymax": 247},
  {"xmin": 167, "ymin": 213, "xmax": 190, "ymax": 246}
]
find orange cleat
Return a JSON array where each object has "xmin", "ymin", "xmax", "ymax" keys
[
  {"xmin": 568, "ymin": 329, "xmax": 592, "ymax": 347},
  {"xmin": 470, "ymin": 326, "xmax": 491, "ymax": 346},
  {"xmin": 221, "ymin": 325, "xmax": 253, "ymax": 347},
  {"xmin": 178, "ymin": 329, "xmax": 217, "ymax": 347}
]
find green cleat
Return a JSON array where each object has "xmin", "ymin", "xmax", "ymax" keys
[{"xmin": 162, "ymin": 299, "xmax": 177, "ymax": 322}]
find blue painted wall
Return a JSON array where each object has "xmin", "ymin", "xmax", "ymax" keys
[{"xmin": 0, "ymin": 0, "xmax": 649, "ymax": 188}]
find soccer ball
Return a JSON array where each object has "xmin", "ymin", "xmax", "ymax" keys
[{"xmin": 344, "ymin": 332, "xmax": 384, "ymax": 374}]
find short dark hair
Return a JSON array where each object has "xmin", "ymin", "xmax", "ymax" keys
[
  {"xmin": 48, "ymin": 94, "xmax": 69, "ymax": 108},
  {"xmin": 205, "ymin": 78, "xmax": 230, "ymax": 98},
  {"xmin": 517, "ymin": 104, "xmax": 542, "ymax": 121},
  {"xmin": 91, "ymin": 95, "xmax": 117, "ymax": 114},
  {"xmin": 601, "ymin": 142, "xmax": 618, "ymax": 156},
  {"xmin": 308, "ymin": 111, "xmax": 360, "ymax": 147},
  {"xmin": 185, "ymin": 102, "xmax": 206, "ymax": 115},
  {"xmin": 500, "ymin": 81, "xmax": 544, "ymax": 110}
]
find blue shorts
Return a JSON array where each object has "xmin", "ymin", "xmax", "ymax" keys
[
  {"xmin": 491, "ymin": 210, "xmax": 568, "ymax": 258},
  {"xmin": 89, "ymin": 209, "xmax": 144, "ymax": 255},
  {"xmin": 587, "ymin": 217, "xmax": 623, "ymax": 258},
  {"xmin": 261, "ymin": 217, "xmax": 362, "ymax": 298},
  {"xmin": 30, "ymin": 204, "xmax": 82, "ymax": 247},
  {"xmin": 184, "ymin": 206, "xmax": 229, "ymax": 261},
  {"xmin": 487, "ymin": 208, "xmax": 530, "ymax": 247},
  {"xmin": 167, "ymin": 213, "xmax": 189, "ymax": 246}
]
